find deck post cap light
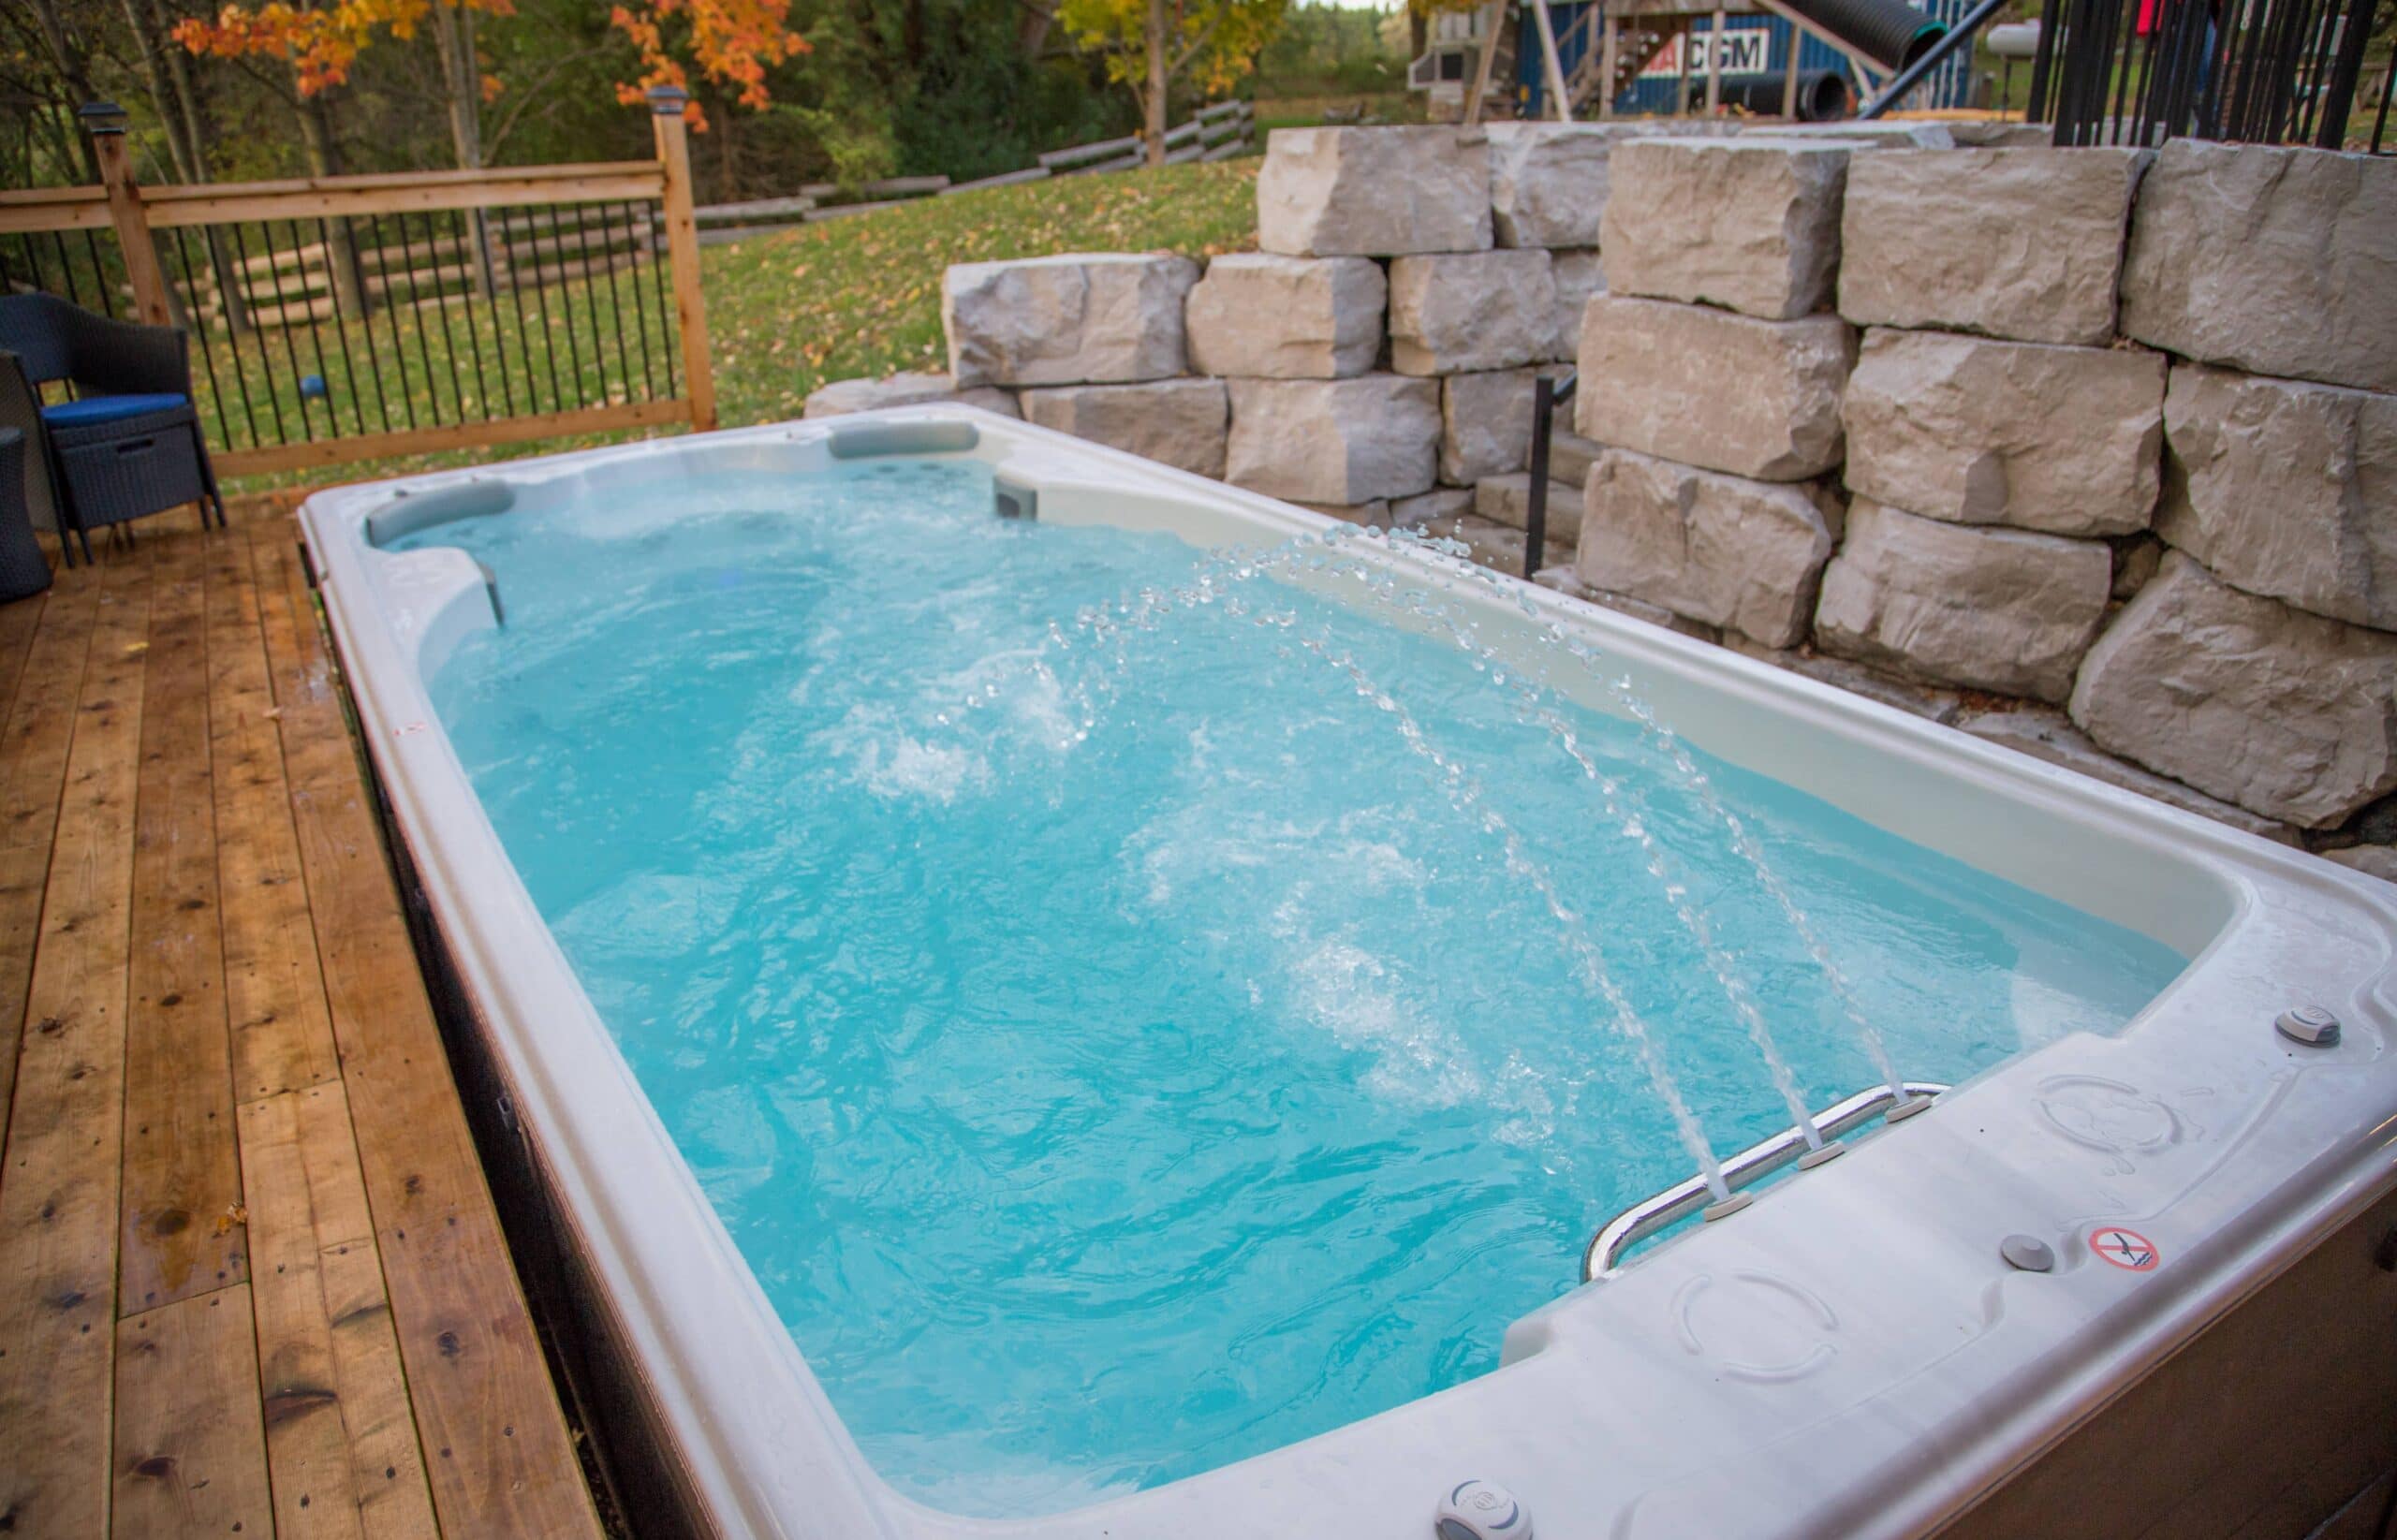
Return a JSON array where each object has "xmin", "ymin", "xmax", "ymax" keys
[
  {"xmin": 77, "ymin": 100, "xmax": 130, "ymax": 135},
  {"xmin": 2274, "ymin": 1005, "xmax": 2341, "ymax": 1047},
  {"xmin": 1435, "ymin": 1479, "xmax": 1533, "ymax": 1540},
  {"xmin": 645, "ymin": 84, "xmax": 691, "ymax": 115}
]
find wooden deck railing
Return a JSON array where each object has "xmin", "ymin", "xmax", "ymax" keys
[{"xmin": 0, "ymin": 87, "xmax": 715, "ymax": 479}]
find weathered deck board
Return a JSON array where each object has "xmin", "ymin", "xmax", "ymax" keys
[
  {"xmin": 0, "ymin": 578, "xmax": 102, "ymax": 1161},
  {"xmin": 0, "ymin": 515, "xmax": 601, "ymax": 1537},
  {"xmin": 120, "ymin": 532, "xmax": 248, "ymax": 1314},
  {"xmin": 255, "ymin": 532, "xmax": 603, "ymax": 1540},
  {"xmin": 111, "ymin": 1284, "xmax": 274, "ymax": 1537},
  {"xmin": 0, "ymin": 546, "xmax": 154, "ymax": 1537},
  {"xmin": 204, "ymin": 531, "xmax": 342, "ymax": 1104},
  {"xmin": 239, "ymin": 1083, "xmax": 440, "ymax": 1540}
]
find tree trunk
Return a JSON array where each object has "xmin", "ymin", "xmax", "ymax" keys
[
  {"xmin": 1410, "ymin": 2, "xmax": 1429, "ymax": 59},
  {"xmin": 25, "ymin": 0, "xmax": 105, "ymax": 182},
  {"xmin": 1018, "ymin": 0, "xmax": 1058, "ymax": 57},
  {"xmin": 295, "ymin": 95, "xmax": 368, "ymax": 319},
  {"xmin": 1143, "ymin": 0, "xmax": 1169, "ymax": 167},
  {"xmin": 430, "ymin": 4, "xmax": 497, "ymax": 296},
  {"xmin": 119, "ymin": 0, "xmax": 199, "ymax": 182}
]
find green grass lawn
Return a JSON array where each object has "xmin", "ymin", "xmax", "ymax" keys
[{"xmin": 210, "ymin": 158, "xmax": 1261, "ymax": 494}]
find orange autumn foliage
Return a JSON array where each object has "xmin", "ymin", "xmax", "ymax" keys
[
  {"xmin": 174, "ymin": 0, "xmax": 515, "ymax": 97},
  {"xmin": 609, "ymin": 0, "xmax": 808, "ymax": 129},
  {"xmin": 174, "ymin": 0, "xmax": 807, "ymax": 128}
]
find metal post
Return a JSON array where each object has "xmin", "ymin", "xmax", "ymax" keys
[
  {"xmin": 81, "ymin": 102, "xmax": 173, "ymax": 329},
  {"xmin": 647, "ymin": 85, "xmax": 717, "ymax": 433},
  {"xmin": 1524, "ymin": 373, "xmax": 1576, "ymax": 580},
  {"xmin": 1531, "ymin": 0, "xmax": 1576, "ymax": 121},
  {"xmin": 1463, "ymin": 0, "xmax": 1506, "ymax": 125},
  {"xmin": 1705, "ymin": 8, "xmax": 1727, "ymax": 111},
  {"xmin": 1783, "ymin": 18, "xmax": 1805, "ymax": 116},
  {"xmin": 1677, "ymin": 16, "xmax": 1694, "ymax": 112},
  {"xmin": 1600, "ymin": 9, "xmax": 1622, "ymax": 115}
]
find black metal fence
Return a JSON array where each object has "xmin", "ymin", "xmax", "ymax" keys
[
  {"xmin": 3, "ymin": 199, "xmax": 681, "ymax": 471},
  {"xmin": 2028, "ymin": 0, "xmax": 2391, "ymax": 151}
]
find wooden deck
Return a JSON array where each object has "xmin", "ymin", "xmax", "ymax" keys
[{"xmin": 0, "ymin": 511, "xmax": 604, "ymax": 1539}]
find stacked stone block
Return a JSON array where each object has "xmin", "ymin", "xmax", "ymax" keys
[
  {"xmin": 1569, "ymin": 137, "xmax": 1860, "ymax": 649},
  {"xmin": 2071, "ymin": 140, "xmax": 2397, "ymax": 836},
  {"xmin": 932, "ymin": 252, "xmax": 1230, "ymax": 476},
  {"xmin": 888, "ymin": 125, "xmax": 2397, "ymax": 867}
]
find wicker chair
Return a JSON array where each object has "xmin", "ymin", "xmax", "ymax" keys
[
  {"xmin": 0, "ymin": 293, "xmax": 226, "ymax": 566},
  {"xmin": 0, "ymin": 429, "xmax": 53, "ymax": 603}
]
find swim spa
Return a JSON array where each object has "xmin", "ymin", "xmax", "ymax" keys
[{"xmin": 301, "ymin": 407, "xmax": 2397, "ymax": 1539}]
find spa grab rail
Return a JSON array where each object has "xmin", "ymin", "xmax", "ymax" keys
[{"xmin": 1581, "ymin": 1080, "xmax": 1948, "ymax": 1282}]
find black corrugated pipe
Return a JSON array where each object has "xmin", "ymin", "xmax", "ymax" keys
[
  {"xmin": 1710, "ymin": 69, "xmax": 1855, "ymax": 119},
  {"xmin": 1774, "ymin": 0, "xmax": 1947, "ymax": 70}
]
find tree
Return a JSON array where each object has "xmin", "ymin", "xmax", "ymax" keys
[
  {"xmin": 603, "ymin": 0, "xmax": 808, "ymax": 132},
  {"xmin": 1056, "ymin": 0, "xmax": 1281, "ymax": 165},
  {"xmin": 174, "ymin": 0, "xmax": 515, "ymax": 177}
]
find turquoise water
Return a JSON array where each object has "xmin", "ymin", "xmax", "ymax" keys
[{"xmin": 398, "ymin": 460, "xmax": 2186, "ymax": 1517}]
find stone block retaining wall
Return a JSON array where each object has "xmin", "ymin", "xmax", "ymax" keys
[{"xmin": 804, "ymin": 124, "xmax": 2397, "ymax": 873}]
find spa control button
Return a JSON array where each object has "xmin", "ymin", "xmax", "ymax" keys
[
  {"xmin": 1435, "ymin": 1479, "xmax": 1533, "ymax": 1540},
  {"xmin": 2275, "ymin": 1005, "xmax": 2341, "ymax": 1047}
]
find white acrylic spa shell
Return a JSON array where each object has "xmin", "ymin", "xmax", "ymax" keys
[{"xmin": 301, "ymin": 407, "xmax": 2397, "ymax": 1540}]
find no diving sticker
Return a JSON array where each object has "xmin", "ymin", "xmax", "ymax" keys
[{"xmin": 2089, "ymin": 1226, "xmax": 2161, "ymax": 1272}]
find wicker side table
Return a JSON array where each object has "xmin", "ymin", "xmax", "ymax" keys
[{"xmin": 0, "ymin": 428, "xmax": 54, "ymax": 603}]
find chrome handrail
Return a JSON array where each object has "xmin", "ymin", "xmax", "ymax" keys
[{"xmin": 1581, "ymin": 1080, "xmax": 1948, "ymax": 1283}]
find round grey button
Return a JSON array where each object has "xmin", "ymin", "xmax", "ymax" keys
[{"xmin": 2001, "ymin": 1234, "xmax": 2055, "ymax": 1272}]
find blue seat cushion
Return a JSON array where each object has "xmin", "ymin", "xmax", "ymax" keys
[{"xmin": 40, "ymin": 391, "xmax": 188, "ymax": 427}]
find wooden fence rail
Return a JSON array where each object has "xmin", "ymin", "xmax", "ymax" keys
[{"xmin": 0, "ymin": 90, "xmax": 713, "ymax": 480}]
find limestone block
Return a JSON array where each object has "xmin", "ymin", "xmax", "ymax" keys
[
  {"xmin": 1953, "ymin": 706, "xmax": 2299, "ymax": 843},
  {"xmin": 1576, "ymin": 297, "xmax": 1854, "ymax": 480},
  {"xmin": 1724, "ymin": 637, "xmax": 1963, "ymax": 724},
  {"xmin": 1476, "ymin": 473, "xmax": 1582, "ymax": 548},
  {"xmin": 1944, "ymin": 122, "xmax": 2059, "ymax": 148},
  {"xmin": 1018, "ymin": 377, "xmax": 1229, "ymax": 478},
  {"xmin": 1442, "ymin": 368, "xmax": 1543, "ymax": 484},
  {"xmin": 1389, "ymin": 251, "xmax": 1557, "ymax": 375},
  {"xmin": 1813, "ymin": 498, "xmax": 2111, "ymax": 701},
  {"xmin": 2121, "ymin": 141, "xmax": 2397, "ymax": 394},
  {"xmin": 944, "ymin": 253, "xmax": 1197, "ymax": 387},
  {"xmin": 1548, "ymin": 250, "xmax": 1606, "ymax": 362},
  {"xmin": 1841, "ymin": 329, "xmax": 2166, "ymax": 535},
  {"xmin": 1485, "ymin": 122, "xmax": 1651, "ymax": 249},
  {"xmin": 1576, "ymin": 447, "xmax": 1836, "ymax": 648},
  {"xmin": 1257, "ymin": 126, "xmax": 1492, "ymax": 257},
  {"xmin": 1390, "ymin": 486, "xmax": 1475, "ymax": 529},
  {"xmin": 1550, "ymin": 431, "xmax": 1604, "ymax": 487},
  {"xmin": 1225, "ymin": 375, "xmax": 1442, "ymax": 504},
  {"xmin": 1600, "ymin": 138, "xmax": 1851, "ymax": 320},
  {"xmin": 1539, "ymin": 568, "xmax": 1725, "ymax": 642},
  {"xmin": 2070, "ymin": 553, "xmax": 2397, "ymax": 827},
  {"xmin": 1184, "ymin": 254, "xmax": 1386, "ymax": 379},
  {"xmin": 1840, "ymin": 148, "xmax": 2147, "ymax": 345},
  {"xmin": 2156, "ymin": 364, "xmax": 2397, "ymax": 630},
  {"xmin": 2325, "ymin": 845, "xmax": 2397, "ymax": 885},
  {"xmin": 1299, "ymin": 499, "xmax": 1392, "ymax": 527},
  {"xmin": 802, "ymin": 371, "xmax": 1020, "ymax": 418}
]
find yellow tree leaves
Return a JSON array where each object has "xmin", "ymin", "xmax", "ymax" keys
[{"xmin": 1056, "ymin": 0, "xmax": 1284, "ymax": 112}]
